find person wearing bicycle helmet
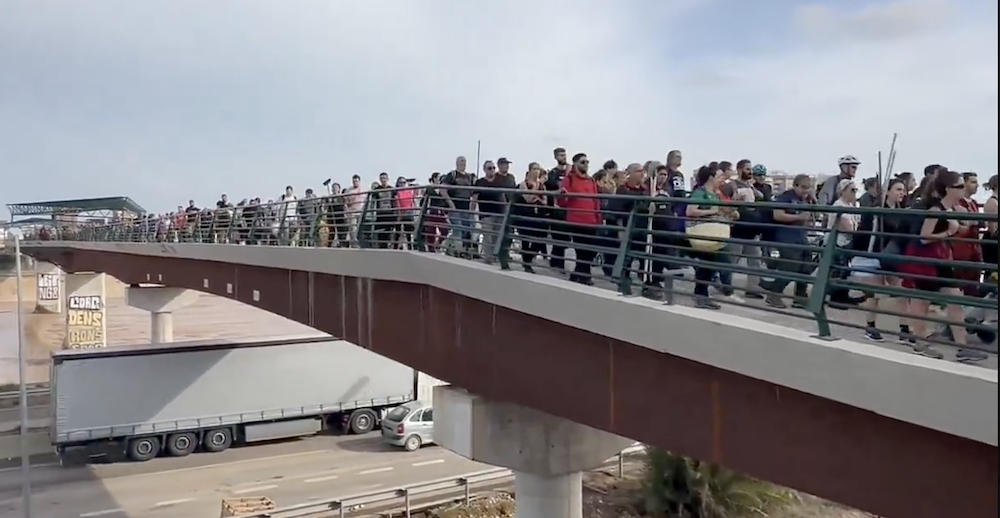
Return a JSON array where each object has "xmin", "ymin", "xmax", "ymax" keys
[
  {"xmin": 750, "ymin": 164, "xmax": 772, "ymax": 201},
  {"xmin": 817, "ymin": 155, "xmax": 866, "ymax": 305},
  {"xmin": 818, "ymin": 155, "xmax": 860, "ymax": 206}
]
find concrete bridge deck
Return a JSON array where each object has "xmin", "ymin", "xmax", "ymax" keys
[{"xmin": 20, "ymin": 240, "xmax": 998, "ymax": 518}]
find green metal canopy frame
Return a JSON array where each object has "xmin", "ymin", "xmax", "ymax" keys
[{"xmin": 6, "ymin": 196, "xmax": 146, "ymax": 219}]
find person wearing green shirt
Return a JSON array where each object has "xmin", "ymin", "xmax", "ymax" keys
[{"xmin": 685, "ymin": 166, "xmax": 738, "ymax": 309}]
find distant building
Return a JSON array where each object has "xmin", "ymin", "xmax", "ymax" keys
[
  {"xmin": 689, "ymin": 169, "xmax": 835, "ymax": 194},
  {"xmin": 763, "ymin": 171, "xmax": 835, "ymax": 194}
]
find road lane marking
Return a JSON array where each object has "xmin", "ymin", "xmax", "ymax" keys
[
  {"xmin": 0, "ymin": 462, "xmax": 57, "ymax": 473},
  {"xmin": 358, "ymin": 467, "xmax": 393, "ymax": 475},
  {"xmin": 412, "ymin": 459, "xmax": 444, "ymax": 467},
  {"xmin": 290, "ymin": 453, "xmax": 438, "ymax": 481},
  {"xmin": 233, "ymin": 484, "xmax": 278, "ymax": 494},
  {"xmin": 153, "ymin": 498, "xmax": 195, "ymax": 507},
  {"xmin": 79, "ymin": 510, "xmax": 122, "ymax": 517},
  {"xmin": 303, "ymin": 474, "xmax": 339, "ymax": 483},
  {"xmin": 120, "ymin": 449, "xmax": 329, "ymax": 480}
]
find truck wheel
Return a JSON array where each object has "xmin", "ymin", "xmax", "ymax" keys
[
  {"xmin": 165, "ymin": 432, "xmax": 197, "ymax": 457},
  {"xmin": 404, "ymin": 435, "xmax": 422, "ymax": 451},
  {"xmin": 348, "ymin": 410, "xmax": 376, "ymax": 434},
  {"xmin": 127, "ymin": 437, "xmax": 160, "ymax": 462},
  {"xmin": 202, "ymin": 428, "xmax": 233, "ymax": 452}
]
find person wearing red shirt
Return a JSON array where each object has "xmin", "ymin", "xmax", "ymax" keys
[
  {"xmin": 953, "ymin": 172, "xmax": 983, "ymax": 296},
  {"xmin": 556, "ymin": 153, "xmax": 602, "ymax": 284}
]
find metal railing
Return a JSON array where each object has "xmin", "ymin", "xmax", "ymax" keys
[
  {"xmin": 22, "ymin": 185, "xmax": 998, "ymax": 361},
  {"xmin": 0, "ymin": 388, "xmax": 48, "ymax": 400},
  {"xmin": 0, "ymin": 385, "xmax": 50, "ymax": 404},
  {"xmin": 246, "ymin": 444, "xmax": 645, "ymax": 517}
]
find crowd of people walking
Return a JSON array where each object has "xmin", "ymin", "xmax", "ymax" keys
[{"xmin": 79, "ymin": 149, "xmax": 996, "ymax": 361}]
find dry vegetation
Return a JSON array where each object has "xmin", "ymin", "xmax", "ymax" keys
[{"xmin": 425, "ymin": 462, "xmax": 873, "ymax": 518}]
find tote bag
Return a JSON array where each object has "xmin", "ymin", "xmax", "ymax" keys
[
  {"xmin": 686, "ymin": 221, "xmax": 729, "ymax": 252},
  {"xmin": 849, "ymin": 216, "xmax": 881, "ymax": 278}
]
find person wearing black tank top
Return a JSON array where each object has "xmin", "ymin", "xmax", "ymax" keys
[
  {"xmin": 851, "ymin": 179, "xmax": 912, "ymax": 341},
  {"xmin": 901, "ymin": 170, "xmax": 984, "ymax": 360}
]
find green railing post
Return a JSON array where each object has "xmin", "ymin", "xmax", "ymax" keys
[
  {"xmin": 412, "ymin": 188, "xmax": 431, "ymax": 252},
  {"xmin": 207, "ymin": 212, "xmax": 218, "ymax": 244},
  {"xmin": 251, "ymin": 209, "xmax": 265, "ymax": 245},
  {"xmin": 614, "ymin": 207, "xmax": 639, "ymax": 296},
  {"xmin": 279, "ymin": 207, "xmax": 291, "ymax": 246},
  {"xmin": 193, "ymin": 212, "xmax": 204, "ymax": 243},
  {"xmin": 806, "ymin": 213, "xmax": 840, "ymax": 339},
  {"xmin": 496, "ymin": 198, "xmax": 514, "ymax": 271},
  {"xmin": 308, "ymin": 200, "xmax": 322, "ymax": 247},
  {"xmin": 356, "ymin": 191, "xmax": 374, "ymax": 248}
]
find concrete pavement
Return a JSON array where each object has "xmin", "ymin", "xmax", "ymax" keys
[
  {"xmin": 524, "ymin": 258, "xmax": 998, "ymax": 367},
  {"xmin": 0, "ymin": 433, "xmax": 491, "ymax": 518}
]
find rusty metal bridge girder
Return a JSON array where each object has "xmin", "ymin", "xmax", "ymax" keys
[{"xmin": 29, "ymin": 247, "xmax": 997, "ymax": 518}]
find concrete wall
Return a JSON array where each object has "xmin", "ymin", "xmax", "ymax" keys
[{"xmin": 21, "ymin": 242, "xmax": 997, "ymax": 447}]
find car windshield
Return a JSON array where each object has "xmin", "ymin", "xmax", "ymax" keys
[{"xmin": 385, "ymin": 405, "xmax": 411, "ymax": 421}]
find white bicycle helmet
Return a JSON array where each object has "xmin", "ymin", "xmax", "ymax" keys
[{"xmin": 838, "ymin": 155, "xmax": 860, "ymax": 166}]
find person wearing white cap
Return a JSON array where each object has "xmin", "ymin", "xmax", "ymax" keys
[
  {"xmin": 827, "ymin": 179, "xmax": 859, "ymax": 248},
  {"xmin": 823, "ymin": 178, "xmax": 867, "ymax": 306},
  {"xmin": 818, "ymin": 156, "xmax": 866, "ymax": 305}
]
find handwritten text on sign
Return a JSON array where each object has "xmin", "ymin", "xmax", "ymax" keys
[
  {"xmin": 37, "ymin": 274, "xmax": 60, "ymax": 301},
  {"xmin": 67, "ymin": 295, "xmax": 105, "ymax": 348}
]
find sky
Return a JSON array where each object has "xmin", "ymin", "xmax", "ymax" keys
[{"xmin": 1, "ymin": 0, "xmax": 997, "ymax": 215}]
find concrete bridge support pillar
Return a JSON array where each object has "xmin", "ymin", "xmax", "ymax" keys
[
  {"xmin": 33, "ymin": 261, "xmax": 63, "ymax": 314},
  {"xmin": 126, "ymin": 286, "xmax": 197, "ymax": 343},
  {"xmin": 64, "ymin": 273, "xmax": 107, "ymax": 349},
  {"xmin": 433, "ymin": 386, "xmax": 631, "ymax": 518}
]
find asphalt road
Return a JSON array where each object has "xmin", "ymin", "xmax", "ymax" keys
[
  {"xmin": 0, "ymin": 405, "xmax": 48, "ymax": 434},
  {"xmin": 0, "ymin": 433, "xmax": 489, "ymax": 518}
]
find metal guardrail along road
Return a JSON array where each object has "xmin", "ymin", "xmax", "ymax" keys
[
  {"xmin": 0, "ymin": 388, "xmax": 50, "ymax": 402},
  {"xmin": 245, "ymin": 445, "xmax": 644, "ymax": 517}
]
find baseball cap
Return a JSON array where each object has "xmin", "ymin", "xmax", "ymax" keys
[{"xmin": 497, "ymin": 157, "xmax": 511, "ymax": 164}]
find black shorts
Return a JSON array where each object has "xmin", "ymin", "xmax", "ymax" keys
[{"xmin": 396, "ymin": 216, "xmax": 415, "ymax": 233}]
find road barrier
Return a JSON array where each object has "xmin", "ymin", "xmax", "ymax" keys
[
  {"xmin": 0, "ymin": 387, "xmax": 50, "ymax": 403},
  {"xmin": 244, "ymin": 445, "xmax": 646, "ymax": 517}
]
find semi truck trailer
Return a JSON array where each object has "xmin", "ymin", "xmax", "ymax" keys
[{"xmin": 49, "ymin": 336, "xmax": 431, "ymax": 462}]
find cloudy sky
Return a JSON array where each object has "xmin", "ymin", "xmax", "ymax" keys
[{"xmin": 1, "ymin": 0, "xmax": 997, "ymax": 214}]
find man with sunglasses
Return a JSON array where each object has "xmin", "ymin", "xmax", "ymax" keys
[
  {"xmin": 817, "ymin": 155, "xmax": 866, "ymax": 305},
  {"xmin": 474, "ymin": 158, "xmax": 516, "ymax": 263},
  {"xmin": 818, "ymin": 155, "xmax": 860, "ymax": 206},
  {"xmin": 556, "ymin": 153, "xmax": 601, "ymax": 284}
]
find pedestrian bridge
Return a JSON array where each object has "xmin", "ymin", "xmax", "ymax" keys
[{"xmin": 20, "ymin": 239, "xmax": 996, "ymax": 518}]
